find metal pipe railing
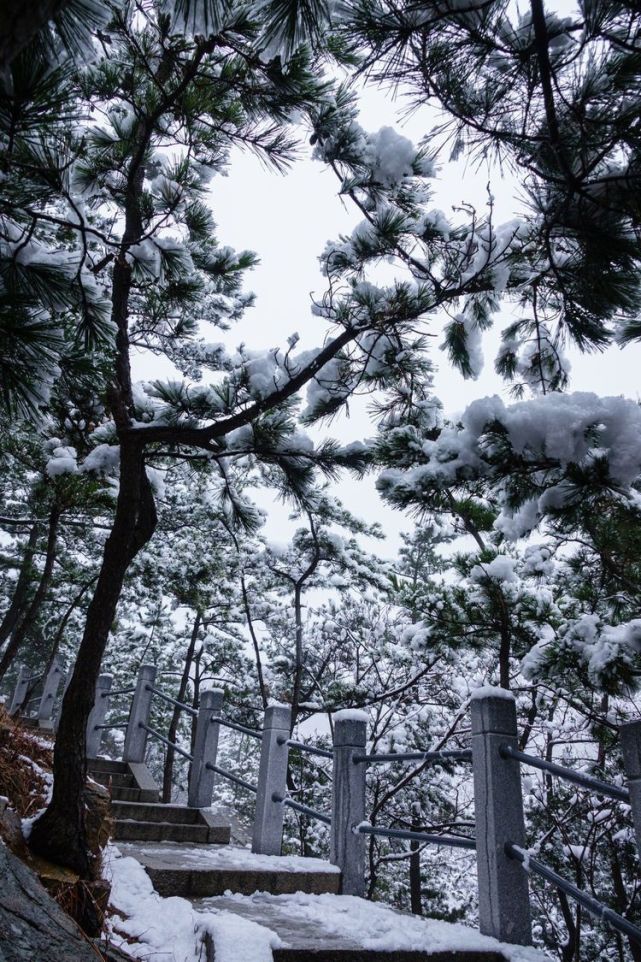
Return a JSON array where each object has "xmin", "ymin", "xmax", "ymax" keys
[
  {"xmin": 102, "ymin": 687, "xmax": 135, "ymax": 698},
  {"xmin": 140, "ymin": 723, "xmax": 194, "ymax": 761},
  {"xmin": 500, "ymin": 744, "xmax": 629, "ymax": 802},
  {"xmin": 357, "ymin": 824, "xmax": 476, "ymax": 850},
  {"xmin": 216, "ymin": 717, "xmax": 263, "ymax": 740},
  {"xmin": 353, "ymin": 748, "xmax": 473, "ymax": 765},
  {"xmin": 507, "ymin": 843, "xmax": 641, "ymax": 946},
  {"xmin": 272, "ymin": 792, "xmax": 332, "ymax": 825},
  {"xmin": 205, "ymin": 761, "xmax": 258, "ymax": 794},
  {"xmin": 278, "ymin": 737, "xmax": 333, "ymax": 759},
  {"xmin": 145, "ymin": 685, "xmax": 197, "ymax": 717}
]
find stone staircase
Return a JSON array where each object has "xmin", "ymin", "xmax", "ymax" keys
[
  {"xmin": 88, "ymin": 759, "xmax": 231, "ymax": 846},
  {"xmin": 89, "ymin": 757, "xmax": 338, "ymax": 899},
  {"xmin": 89, "ymin": 758, "xmax": 158, "ymax": 804}
]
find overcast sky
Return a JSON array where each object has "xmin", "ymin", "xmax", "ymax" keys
[{"xmin": 135, "ymin": 76, "xmax": 641, "ymax": 557}]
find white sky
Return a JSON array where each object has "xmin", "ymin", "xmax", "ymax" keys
[{"xmin": 135, "ymin": 78, "xmax": 641, "ymax": 558}]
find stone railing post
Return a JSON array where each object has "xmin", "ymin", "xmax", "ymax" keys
[
  {"xmin": 331, "ymin": 709, "xmax": 367, "ymax": 897},
  {"xmin": 620, "ymin": 719, "xmax": 641, "ymax": 862},
  {"xmin": 188, "ymin": 688, "xmax": 224, "ymax": 808},
  {"xmin": 37, "ymin": 658, "xmax": 64, "ymax": 729},
  {"xmin": 53, "ymin": 670, "xmax": 71, "ymax": 733},
  {"xmin": 9, "ymin": 666, "xmax": 29, "ymax": 715},
  {"xmin": 86, "ymin": 674, "xmax": 112, "ymax": 759},
  {"xmin": 471, "ymin": 689, "xmax": 532, "ymax": 945},
  {"xmin": 252, "ymin": 704, "xmax": 291, "ymax": 855},
  {"xmin": 123, "ymin": 664, "xmax": 156, "ymax": 763}
]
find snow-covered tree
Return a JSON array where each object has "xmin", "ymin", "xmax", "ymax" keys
[{"xmin": 343, "ymin": 0, "xmax": 641, "ymax": 383}]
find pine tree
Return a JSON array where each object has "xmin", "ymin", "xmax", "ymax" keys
[
  {"xmin": 343, "ymin": 0, "xmax": 641, "ymax": 380},
  {"xmin": 21, "ymin": 0, "xmax": 516, "ymax": 871}
]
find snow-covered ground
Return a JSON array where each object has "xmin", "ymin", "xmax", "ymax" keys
[
  {"xmin": 115, "ymin": 839, "xmax": 340, "ymax": 873},
  {"xmin": 104, "ymin": 845, "xmax": 550, "ymax": 962}
]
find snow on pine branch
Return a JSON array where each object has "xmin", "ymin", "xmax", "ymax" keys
[{"xmin": 378, "ymin": 391, "xmax": 641, "ymax": 538}]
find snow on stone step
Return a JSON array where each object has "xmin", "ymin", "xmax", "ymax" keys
[
  {"xmin": 106, "ymin": 847, "xmax": 549, "ymax": 962},
  {"xmin": 116, "ymin": 840, "xmax": 340, "ymax": 897},
  {"xmin": 195, "ymin": 892, "xmax": 550, "ymax": 962}
]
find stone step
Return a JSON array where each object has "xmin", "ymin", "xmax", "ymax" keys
[
  {"xmin": 198, "ymin": 894, "xmax": 509, "ymax": 962},
  {"xmin": 111, "ymin": 786, "xmax": 156, "ymax": 803},
  {"xmin": 19, "ymin": 717, "xmax": 39, "ymax": 729},
  {"xmin": 112, "ymin": 801, "xmax": 203, "ymax": 825},
  {"xmin": 117, "ymin": 842, "xmax": 341, "ymax": 899},
  {"xmin": 273, "ymin": 948, "xmax": 505, "ymax": 961},
  {"xmin": 114, "ymin": 820, "xmax": 214, "ymax": 844},
  {"xmin": 91, "ymin": 771, "xmax": 135, "ymax": 789},
  {"xmin": 88, "ymin": 759, "xmax": 130, "ymax": 775},
  {"xmin": 87, "ymin": 760, "xmax": 160, "ymax": 804}
]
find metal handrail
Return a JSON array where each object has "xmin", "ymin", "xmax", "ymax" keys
[
  {"xmin": 95, "ymin": 716, "xmax": 129, "ymax": 728},
  {"xmin": 357, "ymin": 824, "xmax": 476, "ymax": 850},
  {"xmin": 102, "ymin": 687, "xmax": 135, "ymax": 698},
  {"xmin": 205, "ymin": 761, "xmax": 257, "ymax": 794},
  {"xmin": 216, "ymin": 717, "xmax": 263, "ymax": 741},
  {"xmin": 145, "ymin": 685, "xmax": 197, "ymax": 718},
  {"xmin": 354, "ymin": 749, "xmax": 473, "ymax": 765},
  {"xmin": 499, "ymin": 744, "xmax": 630, "ymax": 803},
  {"xmin": 272, "ymin": 793, "xmax": 332, "ymax": 825},
  {"xmin": 507, "ymin": 843, "xmax": 641, "ymax": 945},
  {"xmin": 278, "ymin": 737, "xmax": 333, "ymax": 759},
  {"xmin": 94, "ymin": 723, "xmax": 129, "ymax": 730},
  {"xmin": 140, "ymin": 723, "xmax": 194, "ymax": 761}
]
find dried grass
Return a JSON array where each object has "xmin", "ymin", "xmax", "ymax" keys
[{"xmin": 0, "ymin": 705, "xmax": 53, "ymax": 817}]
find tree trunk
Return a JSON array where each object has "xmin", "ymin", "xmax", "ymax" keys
[
  {"xmin": 290, "ymin": 583, "xmax": 304, "ymax": 732},
  {"xmin": 409, "ymin": 802, "xmax": 423, "ymax": 916},
  {"xmin": 0, "ymin": 506, "xmax": 60, "ymax": 682},
  {"xmin": 162, "ymin": 611, "xmax": 201, "ymax": 804},
  {"xmin": 43, "ymin": 574, "xmax": 99, "ymax": 678},
  {"xmin": 190, "ymin": 649, "xmax": 202, "ymax": 761},
  {"xmin": 0, "ymin": 520, "xmax": 40, "ymax": 649},
  {"xmin": 29, "ymin": 442, "xmax": 156, "ymax": 875}
]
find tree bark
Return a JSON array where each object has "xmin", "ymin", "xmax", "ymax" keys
[
  {"xmin": 162, "ymin": 611, "xmax": 201, "ymax": 803},
  {"xmin": 409, "ymin": 802, "xmax": 423, "ymax": 916},
  {"xmin": 29, "ymin": 442, "xmax": 156, "ymax": 874},
  {"xmin": 0, "ymin": 507, "xmax": 60, "ymax": 682}
]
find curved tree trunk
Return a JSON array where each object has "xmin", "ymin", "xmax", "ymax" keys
[
  {"xmin": 0, "ymin": 506, "xmax": 60, "ymax": 682},
  {"xmin": 162, "ymin": 611, "xmax": 201, "ymax": 804},
  {"xmin": 0, "ymin": 520, "xmax": 40, "ymax": 650},
  {"xmin": 43, "ymin": 574, "xmax": 99, "ymax": 678},
  {"xmin": 29, "ymin": 442, "xmax": 156, "ymax": 875}
]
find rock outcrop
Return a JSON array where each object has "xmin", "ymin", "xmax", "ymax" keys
[{"xmin": 0, "ymin": 841, "xmax": 99, "ymax": 962}]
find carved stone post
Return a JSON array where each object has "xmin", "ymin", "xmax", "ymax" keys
[
  {"xmin": 188, "ymin": 688, "xmax": 223, "ymax": 808},
  {"xmin": 53, "ymin": 670, "xmax": 71, "ymax": 733},
  {"xmin": 86, "ymin": 674, "xmax": 112, "ymax": 759},
  {"xmin": 620, "ymin": 719, "xmax": 641, "ymax": 862},
  {"xmin": 37, "ymin": 658, "xmax": 64, "ymax": 729},
  {"xmin": 9, "ymin": 666, "xmax": 29, "ymax": 715},
  {"xmin": 252, "ymin": 704, "xmax": 291, "ymax": 855},
  {"xmin": 471, "ymin": 689, "xmax": 532, "ymax": 945},
  {"xmin": 123, "ymin": 664, "xmax": 156, "ymax": 763},
  {"xmin": 331, "ymin": 709, "xmax": 367, "ymax": 896}
]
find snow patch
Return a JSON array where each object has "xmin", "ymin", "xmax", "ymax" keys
[
  {"xmin": 197, "ymin": 892, "xmax": 547, "ymax": 962},
  {"xmin": 470, "ymin": 686, "xmax": 515, "ymax": 701},
  {"xmin": 333, "ymin": 708, "xmax": 369, "ymax": 723}
]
